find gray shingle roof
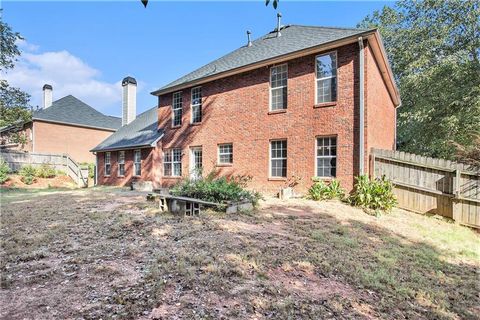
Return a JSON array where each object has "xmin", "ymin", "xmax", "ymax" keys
[
  {"xmin": 91, "ymin": 106, "xmax": 163, "ymax": 152},
  {"xmin": 33, "ymin": 95, "xmax": 122, "ymax": 130},
  {"xmin": 154, "ymin": 25, "xmax": 373, "ymax": 94}
]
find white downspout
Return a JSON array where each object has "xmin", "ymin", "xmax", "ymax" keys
[
  {"xmin": 358, "ymin": 37, "xmax": 365, "ymax": 175},
  {"xmin": 94, "ymin": 152, "xmax": 98, "ymax": 186}
]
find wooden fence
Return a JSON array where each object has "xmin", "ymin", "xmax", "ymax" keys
[
  {"xmin": 371, "ymin": 149, "xmax": 479, "ymax": 229},
  {"xmin": 0, "ymin": 150, "xmax": 88, "ymax": 187}
]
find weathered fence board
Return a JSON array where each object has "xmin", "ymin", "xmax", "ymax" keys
[
  {"xmin": 0, "ymin": 150, "xmax": 88, "ymax": 187},
  {"xmin": 371, "ymin": 148, "xmax": 479, "ymax": 229}
]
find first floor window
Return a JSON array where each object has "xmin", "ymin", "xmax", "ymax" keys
[
  {"xmin": 270, "ymin": 64, "xmax": 288, "ymax": 110},
  {"xmin": 104, "ymin": 152, "xmax": 111, "ymax": 176},
  {"xmin": 134, "ymin": 150, "xmax": 141, "ymax": 176},
  {"xmin": 270, "ymin": 140, "xmax": 287, "ymax": 177},
  {"xmin": 218, "ymin": 143, "xmax": 233, "ymax": 164},
  {"xmin": 191, "ymin": 87, "xmax": 202, "ymax": 123},
  {"xmin": 172, "ymin": 91, "xmax": 183, "ymax": 126},
  {"xmin": 316, "ymin": 137, "xmax": 337, "ymax": 177},
  {"xmin": 118, "ymin": 151, "xmax": 125, "ymax": 176},
  {"xmin": 164, "ymin": 148, "xmax": 182, "ymax": 176}
]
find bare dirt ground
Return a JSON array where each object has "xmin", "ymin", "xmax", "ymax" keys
[
  {"xmin": 1, "ymin": 174, "xmax": 76, "ymax": 189},
  {"xmin": 1, "ymin": 188, "xmax": 478, "ymax": 319}
]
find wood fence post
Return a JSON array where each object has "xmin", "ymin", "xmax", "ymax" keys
[{"xmin": 452, "ymin": 164, "xmax": 462, "ymax": 223}]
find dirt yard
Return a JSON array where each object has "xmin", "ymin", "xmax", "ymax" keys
[{"xmin": 1, "ymin": 187, "xmax": 478, "ymax": 319}]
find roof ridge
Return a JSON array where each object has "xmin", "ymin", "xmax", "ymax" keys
[{"xmin": 287, "ymin": 24, "xmax": 372, "ymax": 32}]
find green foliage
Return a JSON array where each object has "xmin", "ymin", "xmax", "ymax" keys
[
  {"xmin": 307, "ymin": 179, "xmax": 345, "ymax": 201},
  {"xmin": 171, "ymin": 173, "xmax": 263, "ymax": 207},
  {"xmin": 80, "ymin": 162, "xmax": 95, "ymax": 179},
  {"xmin": 0, "ymin": 158, "xmax": 10, "ymax": 184},
  {"xmin": 358, "ymin": 0, "xmax": 480, "ymax": 161},
  {"xmin": 19, "ymin": 165, "xmax": 37, "ymax": 185},
  {"xmin": 36, "ymin": 164, "xmax": 56, "ymax": 178},
  {"xmin": 348, "ymin": 175, "xmax": 397, "ymax": 212},
  {"xmin": 0, "ymin": 14, "xmax": 32, "ymax": 129}
]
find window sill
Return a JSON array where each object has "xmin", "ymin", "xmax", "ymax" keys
[
  {"xmin": 163, "ymin": 176, "xmax": 182, "ymax": 179},
  {"xmin": 314, "ymin": 176, "xmax": 335, "ymax": 181},
  {"xmin": 118, "ymin": 175, "xmax": 125, "ymax": 178},
  {"xmin": 190, "ymin": 122, "xmax": 202, "ymax": 126},
  {"xmin": 268, "ymin": 109, "xmax": 287, "ymax": 115},
  {"xmin": 171, "ymin": 125, "xmax": 181, "ymax": 129},
  {"xmin": 104, "ymin": 175, "xmax": 110, "ymax": 177},
  {"xmin": 268, "ymin": 177, "xmax": 287, "ymax": 181},
  {"xmin": 314, "ymin": 102, "xmax": 337, "ymax": 108},
  {"xmin": 216, "ymin": 163, "xmax": 233, "ymax": 167}
]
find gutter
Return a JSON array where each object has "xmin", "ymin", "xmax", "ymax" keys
[{"xmin": 358, "ymin": 37, "xmax": 365, "ymax": 175}]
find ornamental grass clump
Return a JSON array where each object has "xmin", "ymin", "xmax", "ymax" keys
[
  {"xmin": 348, "ymin": 175, "xmax": 397, "ymax": 213},
  {"xmin": 0, "ymin": 159, "xmax": 10, "ymax": 184},
  {"xmin": 307, "ymin": 179, "xmax": 345, "ymax": 201},
  {"xmin": 19, "ymin": 164, "xmax": 37, "ymax": 185}
]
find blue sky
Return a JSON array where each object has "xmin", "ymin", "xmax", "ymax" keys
[{"xmin": 2, "ymin": 1, "xmax": 392, "ymax": 116}]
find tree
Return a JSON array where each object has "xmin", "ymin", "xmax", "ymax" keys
[
  {"xmin": 0, "ymin": 12, "xmax": 31, "ymax": 129},
  {"xmin": 359, "ymin": 0, "xmax": 480, "ymax": 162}
]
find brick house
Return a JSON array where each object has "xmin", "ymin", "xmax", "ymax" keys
[
  {"xmin": 93, "ymin": 25, "xmax": 400, "ymax": 193},
  {"xmin": 0, "ymin": 85, "xmax": 121, "ymax": 163}
]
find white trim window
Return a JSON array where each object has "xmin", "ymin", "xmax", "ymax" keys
[
  {"xmin": 316, "ymin": 52, "xmax": 337, "ymax": 103},
  {"xmin": 218, "ymin": 143, "xmax": 233, "ymax": 164},
  {"xmin": 118, "ymin": 151, "xmax": 125, "ymax": 176},
  {"xmin": 191, "ymin": 87, "xmax": 202, "ymax": 123},
  {"xmin": 270, "ymin": 64, "xmax": 288, "ymax": 110},
  {"xmin": 164, "ymin": 148, "xmax": 182, "ymax": 177},
  {"xmin": 134, "ymin": 149, "xmax": 141, "ymax": 176},
  {"xmin": 270, "ymin": 140, "xmax": 287, "ymax": 177},
  {"xmin": 172, "ymin": 92, "xmax": 182, "ymax": 126},
  {"xmin": 316, "ymin": 137, "xmax": 337, "ymax": 177},
  {"xmin": 104, "ymin": 152, "xmax": 111, "ymax": 176}
]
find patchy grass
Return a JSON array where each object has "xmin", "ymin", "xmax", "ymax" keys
[{"xmin": 0, "ymin": 189, "xmax": 478, "ymax": 319}]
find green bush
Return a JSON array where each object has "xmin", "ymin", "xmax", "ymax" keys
[
  {"xmin": 36, "ymin": 164, "xmax": 56, "ymax": 178},
  {"xmin": 307, "ymin": 179, "xmax": 345, "ymax": 201},
  {"xmin": 19, "ymin": 165, "xmax": 37, "ymax": 185},
  {"xmin": 0, "ymin": 159, "xmax": 10, "ymax": 184},
  {"xmin": 171, "ymin": 174, "xmax": 262, "ymax": 207},
  {"xmin": 79, "ymin": 162, "xmax": 95, "ymax": 179},
  {"xmin": 348, "ymin": 175, "xmax": 397, "ymax": 212}
]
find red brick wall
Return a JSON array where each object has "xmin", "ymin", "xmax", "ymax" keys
[
  {"xmin": 33, "ymin": 120, "xmax": 115, "ymax": 163},
  {"xmin": 157, "ymin": 43, "xmax": 366, "ymax": 193},
  {"xmin": 364, "ymin": 43, "xmax": 396, "ymax": 172},
  {"xmin": 96, "ymin": 146, "xmax": 161, "ymax": 188}
]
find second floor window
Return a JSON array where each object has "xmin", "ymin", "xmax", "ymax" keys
[
  {"xmin": 118, "ymin": 151, "xmax": 125, "ymax": 176},
  {"xmin": 316, "ymin": 52, "xmax": 337, "ymax": 104},
  {"xmin": 134, "ymin": 150, "xmax": 141, "ymax": 176},
  {"xmin": 270, "ymin": 140, "xmax": 287, "ymax": 177},
  {"xmin": 270, "ymin": 64, "xmax": 288, "ymax": 110},
  {"xmin": 104, "ymin": 152, "xmax": 111, "ymax": 176},
  {"xmin": 191, "ymin": 87, "xmax": 202, "ymax": 123},
  {"xmin": 164, "ymin": 148, "xmax": 182, "ymax": 177},
  {"xmin": 172, "ymin": 92, "xmax": 182, "ymax": 126}
]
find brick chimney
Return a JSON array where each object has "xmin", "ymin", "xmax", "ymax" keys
[
  {"xmin": 42, "ymin": 84, "xmax": 53, "ymax": 108},
  {"xmin": 121, "ymin": 76, "xmax": 137, "ymax": 126}
]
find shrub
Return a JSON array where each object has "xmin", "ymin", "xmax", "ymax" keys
[
  {"xmin": 36, "ymin": 164, "xmax": 56, "ymax": 178},
  {"xmin": 80, "ymin": 162, "xmax": 95, "ymax": 179},
  {"xmin": 348, "ymin": 175, "xmax": 397, "ymax": 212},
  {"xmin": 0, "ymin": 159, "xmax": 10, "ymax": 184},
  {"xmin": 307, "ymin": 179, "xmax": 345, "ymax": 201},
  {"xmin": 19, "ymin": 165, "xmax": 37, "ymax": 185},
  {"xmin": 171, "ymin": 174, "xmax": 262, "ymax": 207}
]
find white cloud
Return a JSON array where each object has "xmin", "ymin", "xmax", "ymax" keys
[{"xmin": 2, "ymin": 42, "xmax": 125, "ymax": 115}]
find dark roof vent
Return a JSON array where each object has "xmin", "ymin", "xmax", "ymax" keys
[{"xmin": 122, "ymin": 76, "xmax": 137, "ymax": 86}]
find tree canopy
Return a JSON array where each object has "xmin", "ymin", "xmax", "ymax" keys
[
  {"xmin": 359, "ymin": 0, "xmax": 480, "ymax": 163},
  {"xmin": 0, "ymin": 13, "xmax": 31, "ymax": 129}
]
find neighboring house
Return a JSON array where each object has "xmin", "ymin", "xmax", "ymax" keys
[
  {"xmin": 94, "ymin": 24, "xmax": 400, "ymax": 193},
  {"xmin": 0, "ymin": 85, "xmax": 122, "ymax": 163}
]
